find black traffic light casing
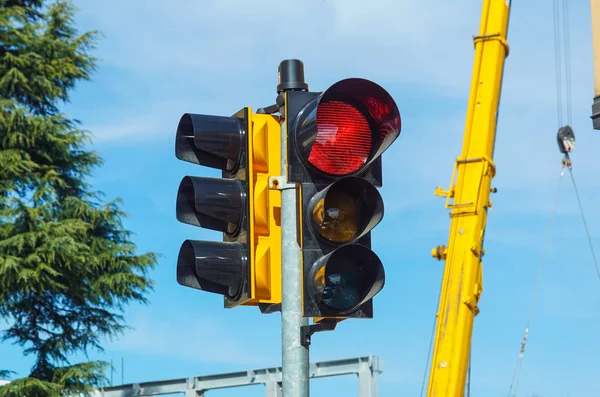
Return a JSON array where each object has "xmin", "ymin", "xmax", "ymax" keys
[
  {"xmin": 176, "ymin": 108, "xmax": 251, "ymax": 307},
  {"xmin": 284, "ymin": 78, "xmax": 402, "ymax": 319},
  {"xmin": 175, "ymin": 108, "xmax": 283, "ymax": 308}
]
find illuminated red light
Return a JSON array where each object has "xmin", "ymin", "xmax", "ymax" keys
[
  {"xmin": 308, "ymin": 101, "xmax": 372, "ymax": 175},
  {"xmin": 294, "ymin": 78, "xmax": 401, "ymax": 177}
]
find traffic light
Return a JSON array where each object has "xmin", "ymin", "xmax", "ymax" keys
[
  {"xmin": 284, "ymin": 77, "xmax": 401, "ymax": 319},
  {"xmin": 175, "ymin": 108, "xmax": 282, "ymax": 308}
]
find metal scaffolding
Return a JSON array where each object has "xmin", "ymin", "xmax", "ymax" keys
[{"xmin": 91, "ymin": 355, "xmax": 382, "ymax": 397}]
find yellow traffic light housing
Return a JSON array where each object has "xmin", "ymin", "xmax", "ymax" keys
[
  {"xmin": 175, "ymin": 108, "xmax": 282, "ymax": 307},
  {"xmin": 246, "ymin": 111, "xmax": 282, "ymax": 306}
]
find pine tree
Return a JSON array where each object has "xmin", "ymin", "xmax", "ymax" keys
[{"xmin": 0, "ymin": 1, "xmax": 157, "ymax": 395}]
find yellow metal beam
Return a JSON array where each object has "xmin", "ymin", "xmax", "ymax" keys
[
  {"xmin": 591, "ymin": 0, "xmax": 600, "ymax": 97},
  {"xmin": 427, "ymin": 1, "xmax": 511, "ymax": 396}
]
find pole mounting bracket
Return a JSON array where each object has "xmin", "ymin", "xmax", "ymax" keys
[
  {"xmin": 300, "ymin": 319, "xmax": 337, "ymax": 348},
  {"xmin": 269, "ymin": 176, "xmax": 296, "ymax": 191}
]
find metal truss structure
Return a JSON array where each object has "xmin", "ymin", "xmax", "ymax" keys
[{"xmin": 91, "ymin": 355, "xmax": 382, "ymax": 397}]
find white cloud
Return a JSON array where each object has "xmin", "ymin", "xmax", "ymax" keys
[
  {"xmin": 73, "ymin": 0, "xmax": 600, "ymax": 198},
  {"xmin": 73, "ymin": 0, "xmax": 592, "ymax": 99},
  {"xmin": 76, "ymin": 0, "xmax": 478, "ymax": 88}
]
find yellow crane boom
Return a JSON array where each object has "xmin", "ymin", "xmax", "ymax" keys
[
  {"xmin": 590, "ymin": 0, "xmax": 600, "ymax": 129},
  {"xmin": 427, "ymin": 1, "xmax": 512, "ymax": 395}
]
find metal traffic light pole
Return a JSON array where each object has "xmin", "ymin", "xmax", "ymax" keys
[{"xmin": 277, "ymin": 60, "xmax": 310, "ymax": 397}]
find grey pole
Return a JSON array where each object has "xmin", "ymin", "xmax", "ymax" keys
[{"xmin": 277, "ymin": 59, "xmax": 310, "ymax": 397}]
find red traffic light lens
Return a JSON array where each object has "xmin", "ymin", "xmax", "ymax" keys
[
  {"xmin": 294, "ymin": 78, "xmax": 401, "ymax": 177},
  {"xmin": 309, "ymin": 101, "xmax": 372, "ymax": 176}
]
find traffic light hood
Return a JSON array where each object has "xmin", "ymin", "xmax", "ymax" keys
[
  {"xmin": 176, "ymin": 113, "xmax": 244, "ymax": 173},
  {"xmin": 177, "ymin": 240, "xmax": 246, "ymax": 300},
  {"xmin": 176, "ymin": 176, "xmax": 246, "ymax": 236}
]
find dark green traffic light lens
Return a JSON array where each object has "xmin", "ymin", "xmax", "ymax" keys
[
  {"xmin": 311, "ymin": 244, "xmax": 385, "ymax": 313},
  {"xmin": 319, "ymin": 260, "xmax": 365, "ymax": 311}
]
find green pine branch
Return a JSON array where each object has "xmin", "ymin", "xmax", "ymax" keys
[{"xmin": 0, "ymin": 0, "xmax": 158, "ymax": 395}]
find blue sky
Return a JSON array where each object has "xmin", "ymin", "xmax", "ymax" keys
[{"xmin": 2, "ymin": 0, "xmax": 600, "ymax": 396}]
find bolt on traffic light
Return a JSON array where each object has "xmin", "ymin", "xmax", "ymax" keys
[
  {"xmin": 284, "ymin": 76, "xmax": 401, "ymax": 319},
  {"xmin": 175, "ymin": 108, "xmax": 282, "ymax": 308}
]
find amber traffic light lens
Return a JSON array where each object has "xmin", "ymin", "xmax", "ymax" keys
[
  {"xmin": 313, "ymin": 190, "xmax": 361, "ymax": 243},
  {"xmin": 310, "ymin": 177, "xmax": 384, "ymax": 245}
]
